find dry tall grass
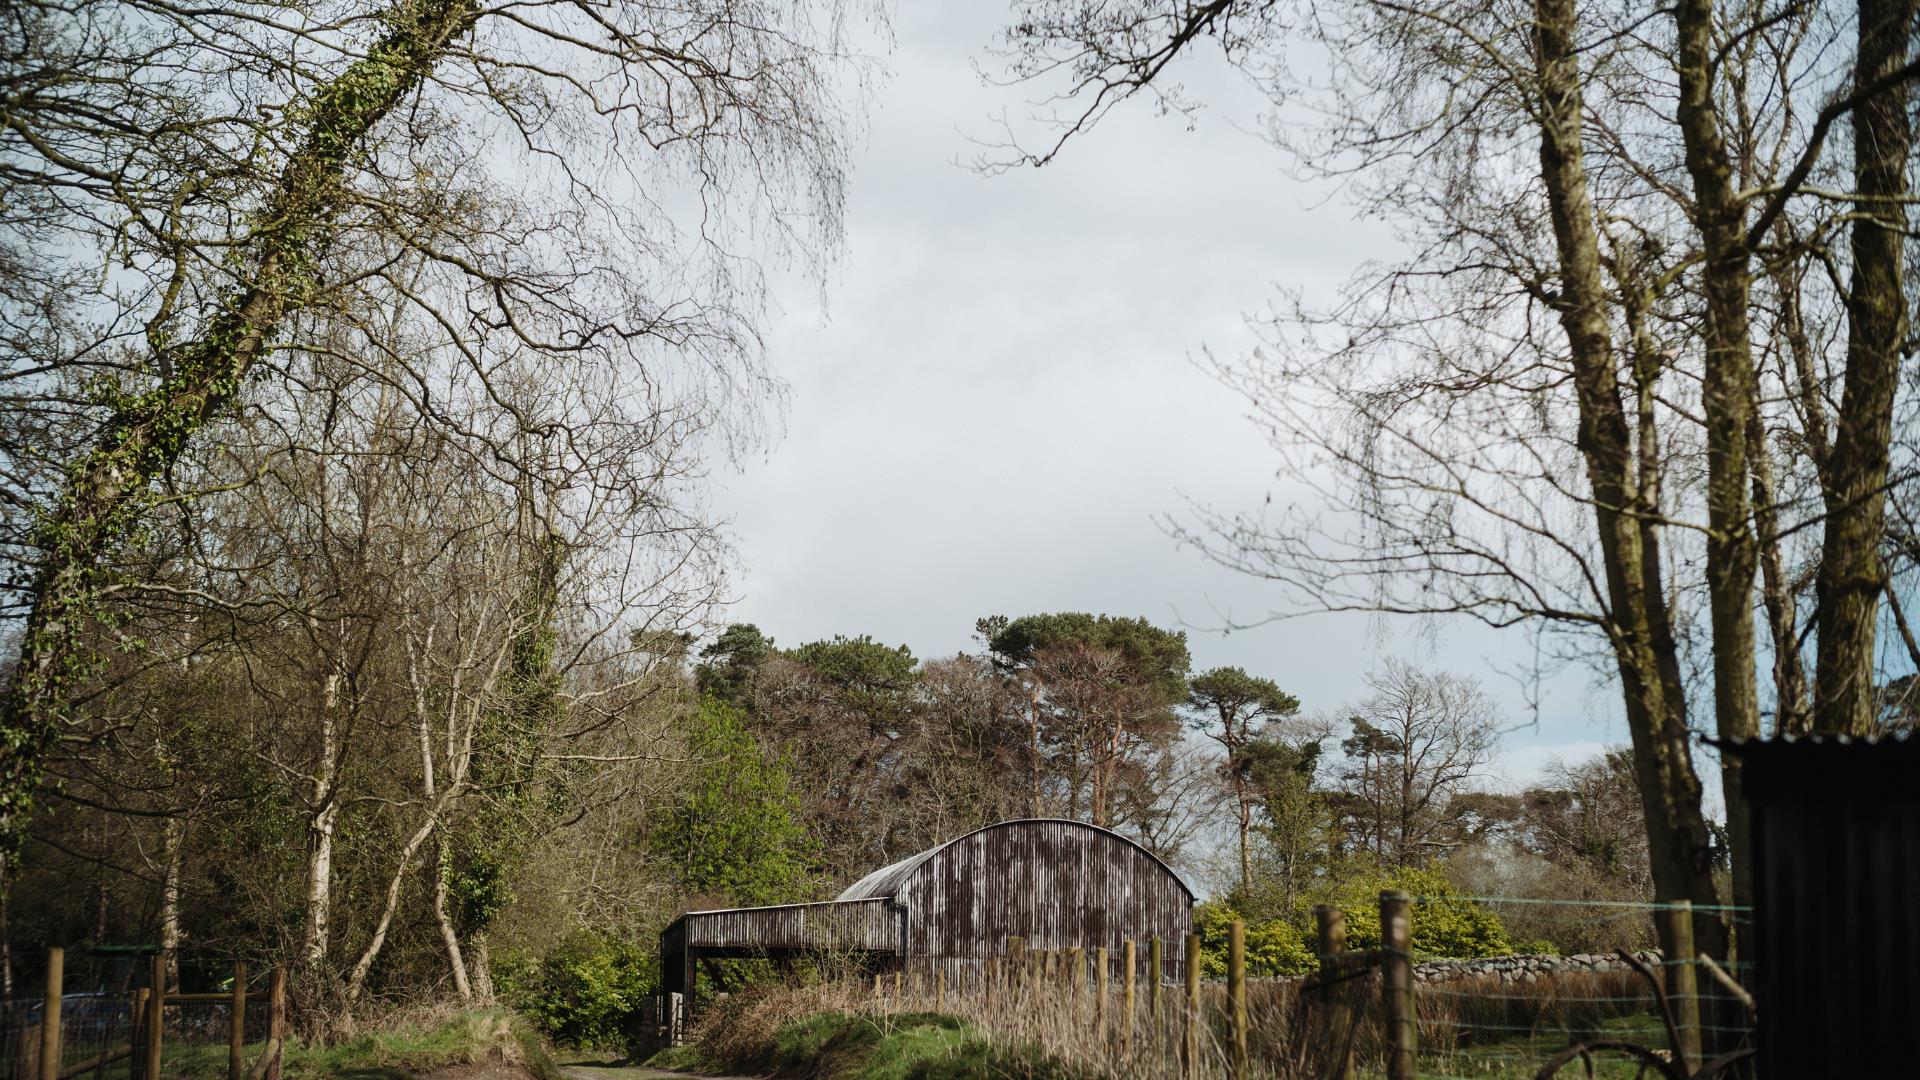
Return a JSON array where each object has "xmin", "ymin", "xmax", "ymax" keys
[{"xmin": 685, "ymin": 963, "xmax": 1679, "ymax": 1080}]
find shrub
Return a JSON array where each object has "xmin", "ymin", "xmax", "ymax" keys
[
  {"xmin": 1194, "ymin": 901, "xmax": 1316, "ymax": 978},
  {"xmin": 496, "ymin": 931, "xmax": 656, "ymax": 1053},
  {"xmin": 1323, "ymin": 864, "xmax": 1512, "ymax": 959}
]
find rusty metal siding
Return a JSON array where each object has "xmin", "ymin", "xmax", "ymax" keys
[
  {"xmin": 662, "ymin": 819, "xmax": 1192, "ymax": 998},
  {"xmin": 894, "ymin": 819, "xmax": 1192, "ymax": 987}
]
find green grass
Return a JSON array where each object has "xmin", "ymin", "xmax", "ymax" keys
[
  {"xmin": 652, "ymin": 1011, "xmax": 1090, "ymax": 1080},
  {"xmin": 150, "ymin": 1009, "xmax": 561, "ymax": 1080}
]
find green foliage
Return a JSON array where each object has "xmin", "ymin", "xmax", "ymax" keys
[
  {"xmin": 496, "ymin": 932, "xmax": 657, "ymax": 1052},
  {"xmin": 1188, "ymin": 667, "xmax": 1300, "ymax": 736},
  {"xmin": 1322, "ymin": 864, "xmax": 1512, "ymax": 959},
  {"xmin": 1193, "ymin": 901, "xmax": 1315, "ymax": 978},
  {"xmin": 650, "ymin": 696, "xmax": 818, "ymax": 905},
  {"xmin": 696, "ymin": 623, "xmax": 777, "ymax": 705},
  {"xmin": 978, "ymin": 612, "xmax": 1192, "ymax": 703},
  {"xmin": 785, "ymin": 635, "xmax": 917, "ymax": 693}
]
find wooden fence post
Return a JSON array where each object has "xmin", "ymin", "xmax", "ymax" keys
[
  {"xmin": 1068, "ymin": 947, "xmax": 1084, "ymax": 996},
  {"xmin": 1183, "ymin": 933, "xmax": 1201, "ymax": 1077},
  {"xmin": 145, "ymin": 954, "xmax": 166, "ymax": 1080},
  {"xmin": 1315, "ymin": 905, "xmax": 1355, "ymax": 1080},
  {"xmin": 129, "ymin": 990, "xmax": 147, "ymax": 1080},
  {"xmin": 265, "ymin": 968, "xmax": 285, "ymax": 1080},
  {"xmin": 1380, "ymin": 891, "xmax": 1415, "ymax": 1080},
  {"xmin": 39, "ymin": 947, "xmax": 63, "ymax": 1080},
  {"xmin": 1657, "ymin": 901, "xmax": 1701, "ymax": 1070},
  {"xmin": 1095, "ymin": 947, "xmax": 1109, "ymax": 1035},
  {"xmin": 936, "ymin": 969, "xmax": 946, "ymax": 1011},
  {"xmin": 229, "ymin": 961, "xmax": 246, "ymax": 1080},
  {"xmin": 1122, "ymin": 940, "xmax": 1137, "ymax": 1056},
  {"xmin": 1148, "ymin": 935, "xmax": 1163, "ymax": 1050},
  {"xmin": 1008, "ymin": 936, "xmax": 1027, "ymax": 990}
]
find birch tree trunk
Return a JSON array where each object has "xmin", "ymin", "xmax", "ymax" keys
[
  {"xmin": 432, "ymin": 840, "xmax": 474, "ymax": 1002},
  {"xmin": 161, "ymin": 816, "xmax": 183, "ymax": 989}
]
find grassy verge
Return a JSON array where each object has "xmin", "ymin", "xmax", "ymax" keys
[
  {"xmin": 650, "ymin": 1010, "xmax": 1088, "ymax": 1080},
  {"xmin": 156, "ymin": 1009, "xmax": 562, "ymax": 1080}
]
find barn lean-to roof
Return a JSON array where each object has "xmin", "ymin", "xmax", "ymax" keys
[{"xmin": 833, "ymin": 817, "xmax": 1196, "ymax": 902}]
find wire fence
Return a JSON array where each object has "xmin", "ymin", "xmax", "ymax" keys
[
  {"xmin": 1399, "ymin": 896, "xmax": 1757, "ymax": 1080},
  {"xmin": 678, "ymin": 891, "xmax": 1759, "ymax": 1079},
  {"xmin": 0, "ymin": 952, "xmax": 282, "ymax": 1080}
]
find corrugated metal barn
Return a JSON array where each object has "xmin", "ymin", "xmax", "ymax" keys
[
  {"xmin": 1727, "ymin": 733, "xmax": 1920, "ymax": 1078},
  {"xmin": 660, "ymin": 818, "xmax": 1194, "ymax": 1007}
]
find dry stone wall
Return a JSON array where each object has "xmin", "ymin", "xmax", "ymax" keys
[{"xmin": 1413, "ymin": 950, "xmax": 1661, "ymax": 984}]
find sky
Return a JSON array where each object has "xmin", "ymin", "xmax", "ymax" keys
[{"xmin": 707, "ymin": 5, "xmax": 1624, "ymax": 793}]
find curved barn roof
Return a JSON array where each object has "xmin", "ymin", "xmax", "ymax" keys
[{"xmin": 834, "ymin": 817, "xmax": 1195, "ymax": 902}]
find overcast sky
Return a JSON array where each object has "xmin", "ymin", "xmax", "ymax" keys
[{"xmin": 709, "ymin": 5, "xmax": 1621, "ymax": 792}]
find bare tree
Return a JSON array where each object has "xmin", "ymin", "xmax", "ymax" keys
[
  {"xmin": 1332, "ymin": 662, "xmax": 1498, "ymax": 867},
  {"xmin": 987, "ymin": 0, "xmax": 1920, "ymax": 960},
  {"xmin": 0, "ymin": 0, "xmax": 867, "ymax": 855}
]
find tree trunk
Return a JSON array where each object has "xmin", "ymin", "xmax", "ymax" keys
[
  {"xmin": 468, "ymin": 935, "xmax": 494, "ymax": 1003},
  {"xmin": 345, "ymin": 803, "xmax": 451, "ymax": 1004},
  {"xmin": 0, "ymin": 0, "xmax": 479, "ymax": 857},
  {"xmin": 432, "ymin": 837, "xmax": 474, "ymax": 1002},
  {"xmin": 161, "ymin": 816, "xmax": 184, "ymax": 990},
  {"xmin": 1749, "ymin": 412, "xmax": 1807, "ymax": 732},
  {"xmin": 302, "ymin": 798, "xmax": 340, "ymax": 974},
  {"xmin": 1814, "ymin": 0, "xmax": 1919, "ymax": 734},
  {"xmin": 1532, "ymin": 0, "xmax": 1729, "ymax": 958},
  {"xmin": 1236, "ymin": 790, "xmax": 1253, "ymax": 896},
  {"xmin": 0, "ymin": 854, "xmax": 11, "ymax": 997},
  {"xmin": 1674, "ymin": 0, "xmax": 1760, "ymax": 918}
]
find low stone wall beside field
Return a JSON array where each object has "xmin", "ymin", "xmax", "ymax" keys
[{"xmin": 1412, "ymin": 950, "xmax": 1661, "ymax": 984}]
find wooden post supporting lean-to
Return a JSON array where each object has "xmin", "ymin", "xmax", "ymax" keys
[
  {"xmin": 145, "ymin": 954, "xmax": 166, "ymax": 1080},
  {"xmin": 265, "ymin": 967, "xmax": 286, "ymax": 1080},
  {"xmin": 1148, "ymin": 935, "xmax": 1163, "ymax": 1054},
  {"xmin": 1122, "ymin": 940, "xmax": 1137, "ymax": 1055},
  {"xmin": 1658, "ymin": 901, "xmax": 1701, "ymax": 1070},
  {"xmin": 39, "ymin": 947, "xmax": 63, "ymax": 1080},
  {"xmin": 229, "ymin": 962, "xmax": 246, "ymax": 1080},
  {"xmin": 1380, "ymin": 892, "xmax": 1415, "ymax": 1080},
  {"xmin": 1183, "ymin": 933, "xmax": 1201, "ymax": 1077},
  {"xmin": 1315, "ymin": 905, "xmax": 1355, "ymax": 1080},
  {"xmin": 1228, "ymin": 920, "xmax": 1247, "ymax": 1080}
]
